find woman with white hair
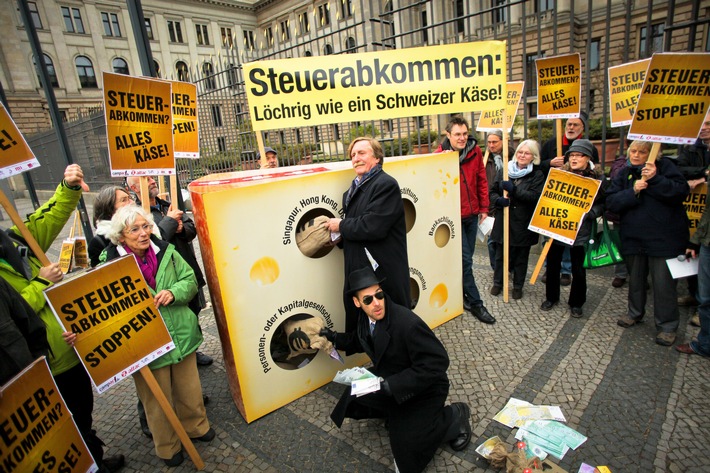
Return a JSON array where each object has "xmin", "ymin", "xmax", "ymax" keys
[
  {"xmin": 101, "ymin": 205, "xmax": 213, "ymax": 467},
  {"xmin": 488, "ymin": 140, "xmax": 545, "ymax": 300}
]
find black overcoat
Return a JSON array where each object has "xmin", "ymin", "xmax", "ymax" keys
[
  {"xmin": 489, "ymin": 166, "xmax": 544, "ymax": 247},
  {"xmin": 331, "ymin": 297, "xmax": 454, "ymax": 473},
  {"xmin": 339, "ymin": 169, "xmax": 410, "ymax": 332}
]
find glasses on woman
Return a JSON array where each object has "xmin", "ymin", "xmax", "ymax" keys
[
  {"xmin": 568, "ymin": 153, "xmax": 587, "ymax": 159},
  {"xmin": 361, "ymin": 290, "xmax": 385, "ymax": 305},
  {"xmin": 125, "ymin": 223, "xmax": 154, "ymax": 235}
]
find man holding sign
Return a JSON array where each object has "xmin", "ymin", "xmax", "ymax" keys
[
  {"xmin": 606, "ymin": 141, "xmax": 689, "ymax": 346},
  {"xmin": 0, "ymin": 165, "xmax": 125, "ymax": 472}
]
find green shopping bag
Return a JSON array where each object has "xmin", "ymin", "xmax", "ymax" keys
[{"xmin": 583, "ymin": 216, "xmax": 624, "ymax": 269}]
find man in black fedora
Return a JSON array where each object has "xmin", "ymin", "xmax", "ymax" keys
[{"xmin": 321, "ymin": 267, "xmax": 471, "ymax": 472}]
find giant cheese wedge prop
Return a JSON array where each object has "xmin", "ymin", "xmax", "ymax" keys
[{"xmin": 189, "ymin": 152, "xmax": 461, "ymax": 422}]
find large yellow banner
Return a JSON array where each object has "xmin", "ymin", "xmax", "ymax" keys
[
  {"xmin": 103, "ymin": 72, "xmax": 175, "ymax": 176},
  {"xmin": 0, "ymin": 102, "xmax": 40, "ymax": 179},
  {"xmin": 170, "ymin": 81, "xmax": 199, "ymax": 158},
  {"xmin": 608, "ymin": 58, "xmax": 650, "ymax": 127},
  {"xmin": 476, "ymin": 81, "xmax": 523, "ymax": 132},
  {"xmin": 628, "ymin": 53, "xmax": 710, "ymax": 144},
  {"xmin": 243, "ymin": 41, "xmax": 507, "ymax": 130},
  {"xmin": 536, "ymin": 53, "xmax": 582, "ymax": 119},
  {"xmin": 44, "ymin": 256, "xmax": 174, "ymax": 393},
  {"xmin": 528, "ymin": 169, "xmax": 601, "ymax": 245},
  {"xmin": 685, "ymin": 183, "xmax": 707, "ymax": 238},
  {"xmin": 0, "ymin": 358, "xmax": 97, "ymax": 473}
]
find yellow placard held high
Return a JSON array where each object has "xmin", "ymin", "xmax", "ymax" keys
[
  {"xmin": 244, "ymin": 41, "xmax": 507, "ymax": 130},
  {"xmin": 608, "ymin": 58, "xmax": 650, "ymax": 127},
  {"xmin": 477, "ymin": 81, "xmax": 523, "ymax": 132},
  {"xmin": 536, "ymin": 53, "xmax": 582, "ymax": 119},
  {"xmin": 685, "ymin": 182, "xmax": 707, "ymax": 238},
  {"xmin": 103, "ymin": 72, "xmax": 175, "ymax": 176},
  {"xmin": 529, "ymin": 168, "xmax": 601, "ymax": 245},
  {"xmin": 628, "ymin": 53, "xmax": 710, "ymax": 144},
  {"xmin": 44, "ymin": 256, "xmax": 174, "ymax": 393},
  {"xmin": 170, "ymin": 81, "xmax": 199, "ymax": 158},
  {"xmin": 0, "ymin": 358, "xmax": 98, "ymax": 473},
  {"xmin": 0, "ymin": 102, "xmax": 40, "ymax": 179}
]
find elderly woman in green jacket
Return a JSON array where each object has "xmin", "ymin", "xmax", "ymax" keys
[{"xmin": 101, "ymin": 205, "xmax": 213, "ymax": 467}]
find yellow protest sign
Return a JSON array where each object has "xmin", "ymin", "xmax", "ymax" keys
[
  {"xmin": 0, "ymin": 102, "xmax": 40, "ymax": 179},
  {"xmin": 608, "ymin": 58, "xmax": 650, "ymax": 127},
  {"xmin": 44, "ymin": 256, "xmax": 174, "ymax": 393},
  {"xmin": 103, "ymin": 72, "xmax": 175, "ymax": 177},
  {"xmin": 244, "ymin": 41, "xmax": 507, "ymax": 130},
  {"xmin": 0, "ymin": 358, "xmax": 97, "ymax": 473},
  {"xmin": 170, "ymin": 81, "xmax": 199, "ymax": 158},
  {"xmin": 529, "ymin": 168, "xmax": 601, "ymax": 245},
  {"xmin": 535, "ymin": 53, "xmax": 582, "ymax": 119},
  {"xmin": 628, "ymin": 53, "xmax": 710, "ymax": 144},
  {"xmin": 685, "ymin": 182, "xmax": 707, "ymax": 238},
  {"xmin": 476, "ymin": 81, "xmax": 523, "ymax": 132}
]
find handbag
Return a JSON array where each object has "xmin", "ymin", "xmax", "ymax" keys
[{"xmin": 583, "ymin": 216, "xmax": 623, "ymax": 269}]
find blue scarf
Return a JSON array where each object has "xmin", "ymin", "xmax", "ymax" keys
[{"xmin": 508, "ymin": 160, "xmax": 533, "ymax": 179}]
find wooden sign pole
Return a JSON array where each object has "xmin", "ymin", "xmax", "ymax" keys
[
  {"xmin": 139, "ymin": 177, "xmax": 151, "ymax": 213},
  {"xmin": 502, "ymin": 131, "xmax": 510, "ymax": 303}
]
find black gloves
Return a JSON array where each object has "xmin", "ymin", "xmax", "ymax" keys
[
  {"xmin": 319, "ymin": 327, "xmax": 337, "ymax": 343},
  {"xmin": 495, "ymin": 197, "xmax": 510, "ymax": 208},
  {"xmin": 501, "ymin": 180, "xmax": 514, "ymax": 193}
]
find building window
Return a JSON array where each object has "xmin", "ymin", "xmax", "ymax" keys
[
  {"xmin": 75, "ymin": 56, "xmax": 97, "ymax": 88},
  {"xmin": 421, "ymin": 10, "xmax": 428, "ymax": 43},
  {"xmin": 144, "ymin": 18, "xmax": 154, "ymax": 40},
  {"xmin": 221, "ymin": 27, "xmax": 233, "ymax": 47},
  {"xmin": 112, "ymin": 58, "xmax": 129, "ymax": 75},
  {"xmin": 153, "ymin": 60, "xmax": 161, "ymax": 78},
  {"xmin": 455, "ymin": 0, "xmax": 465, "ymax": 34},
  {"xmin": 492, "ymin": 0, "xmax": 507, "ymax": 24},
  {"xmin": 298, "ymin": 12, "xmax": 309, "ymax": 35},
  {"xmin": 590, "ymin": 38, "xmax": 601, "ymax": 70},
  {"xmin": 323, "ymin": 44, "xmax": 333, "ymax": 55},
  {"xmin": 196, "ymin": 24, "xmax": 210, "ymax": 45},
  {"xmin": 384, "ymin": 119, "xmax": 393, "ymax": 133},
  {"xmin": 101, "ymin": 12, "xmax": 121, "ymax": 37},
  {"xmin": 527, "ymin": 102, "xmax": 538, "ymax": 118},
  {"xmin": 332, "ymin": 124, "xmax": 340, "ymax": 140},
  {"xmin": 167, "ymin": 20, "xmax": 184, "ymax": 43},
  {"xmin": 304, "ymin": 50, "xmax": 312, "ymax": 56},
  {"xmin": 264, "ymin": 27, "xmax": 273, "ymax": 46},
  {"xmin": 296, "ymin": 129, "xmax": 302, "ymax": 144},
  {"xmin": 211, "ymin": 105, "xmax": 223, "ymax": 127},
  {"xmin": 340, "ymin": 0, "xmax": 353, "ymax": 19},
  {"xmin": 217, "ymin": 137, "xmax": 226, "ymax": 152},
  {"xmin": 537, "ymin": 0, "xmax": 554, "ymax": 12},
  {"xmin": 27, "ymin": 2, "xmax": 43, "ymax": 29},
  {"xmin": 639, "ymin": 23, "xmax": 664, "ymax": 58},
  {"xmin": 62, "ymin": 6, "xmax": 85, "ymax": 34},
  {"xmin": 227, "ymin": 63, "xmax": 238, "ymax": 88},
  {"xmin": 280, "ymin": 20, "xmax": 290, "ymax": 42},
  {"xmin": 527, "ymin": 53, "xmax": 543, "ymax": 97},
  {"xmin": 176, "ymin": 61, "xmax": 189, "ymax": 81},
  {"xmin": 34, "ymin": 54, "xmax": 59, "ymax": 88},
  {"xmin": 318, "ymin": 3, "xmax": 331, "ymax": 27},
  {"xmin": 589, "ymin": 89, "xmax": 596, "ymax": 112},
  {"xmin": 203, "ymin": 62, "xmax": 215, "ymax": 90},
  {"xmin": 345, "ymin": 37, "xmax": 356, "ymax": 53},
  {"xmin": 313, "ymin": 126, "xmax": 320, "ymax": 142},
  {"xmin": 243, "ymin": 30, "xmax": 255, "ymax": 50}
]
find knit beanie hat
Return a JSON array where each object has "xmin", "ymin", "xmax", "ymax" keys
[{"xmin": 565, "ymin": 139, "xmax": 596, "ymax": 159}]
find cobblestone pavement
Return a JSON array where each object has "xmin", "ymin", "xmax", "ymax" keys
[{"xmin": 3, "ymin": 195, "xmax": 710, "ymax": 473}]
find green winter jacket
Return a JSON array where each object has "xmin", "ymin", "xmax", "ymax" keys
[
  {"xmin": 0, "ymin": 182, "xmax": 82, "ymax": 376},
  {"xmin": 102, "ymin": 236, "xmax": 201, "ymax": 370}
]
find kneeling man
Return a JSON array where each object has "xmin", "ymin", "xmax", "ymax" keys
[{"xmin": 321, "ymin": 267, "xmax": 471, "ymax": 473}]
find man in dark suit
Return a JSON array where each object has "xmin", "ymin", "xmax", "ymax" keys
[
  {"xmin": 321, "ymin": 267, "xmax": 471, "ymax": 473},
  {"xmin": 326, "ymin": 137, "xmax": 410, "ymax": 334}
]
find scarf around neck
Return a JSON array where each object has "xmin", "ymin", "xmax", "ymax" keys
[
  {"xmin": 508, "ymin": 159, "xmax": 534, "ymax": 179},
  {"xmin": 123, "ymin": 243, "xmax": 158, "ymax": 289}
]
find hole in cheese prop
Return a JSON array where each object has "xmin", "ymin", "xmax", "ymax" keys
[{"xmin": 188, "ymin": 151, "xmax": 461, "ymax": 422}]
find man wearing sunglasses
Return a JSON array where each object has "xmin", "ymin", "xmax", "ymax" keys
[{"xmin": 321, "ymin": 267, "xmax": 472, "ymax": 472}]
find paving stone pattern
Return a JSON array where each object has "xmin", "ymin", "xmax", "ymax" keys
[{"xmin": 3, "ymin": 196, "xmax": 710, "ymax": 473}]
